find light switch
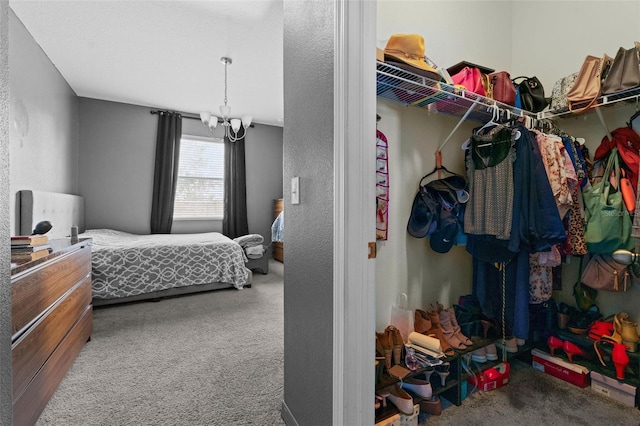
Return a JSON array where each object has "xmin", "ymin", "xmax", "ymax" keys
[{"xmin": 291, "ymin": 176, "xmax": 300, "ymax": 205}]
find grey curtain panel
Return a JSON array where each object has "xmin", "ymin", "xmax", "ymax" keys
[
  {"xmin": 223, "ymin": 136, "xmax": 248, "ymax": 238},
  {"xmin": 151, "ymin": 111, "xmax": 182, "ymax": 234}
]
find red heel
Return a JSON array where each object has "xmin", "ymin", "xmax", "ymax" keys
[
  {"xmin": 547, "ymin": 336, "xmax": 563, "ymax": 357},
  {"xmin": 562, "ymin": 340, "xmax": 585, "ymax": 363},
  {"xmin": 610, "ymin": 341, "xmax": 630, "ymax": 380},
  {"xmin": 595, "ymin": 337, "xmax": 630, "ymax": 380}
]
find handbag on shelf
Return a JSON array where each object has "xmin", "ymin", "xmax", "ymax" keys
[
  {"xmin": 583, "ymin": 148, "xmax": 633, "ymax": 254},
  {"xmin": 581, "ymin": 254, "xmax": 640, "ymax": 292},
  {"xmin": 549, "ymin": 72, "xmax": 578, "ymax": 113},
  {"xmin": 602, "ymin": 43, "xmax": 640, "ymax": 95},
  {"xmin": 512, "ymin": 76, "xmax": 549, "ymax": 112},
  {"xmin": 489, "ymin": 71, "xmax": 516, "ymax": 105},
  {"xmin": 567, "ymin": 54, "xmax": 613, "ymax": 113},
  {"xmin": 451, "ymin": 66, "xmax": 486, "ymax": 96}
]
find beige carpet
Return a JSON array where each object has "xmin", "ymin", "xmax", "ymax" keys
[
  {"xmin": 422, "ymin": 357, "xmax": 640, "ymax": 425},
  {"xmin": 37, "ymin": 260, "xmax": 284, "ymax": 426}
]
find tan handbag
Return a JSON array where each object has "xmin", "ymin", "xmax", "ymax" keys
[
  {"xmin": 567, "ymin": 54, "xmax": 613, "ymax": 113},
  {"xmin": 581, "ymin": 254, "xmax": 640, "ymax": 292},
  {"xmin": 602, "ymin": 43, "xmax": 640, "ymax": 95}
]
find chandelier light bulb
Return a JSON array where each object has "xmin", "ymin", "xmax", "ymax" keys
[
  {"xmin": 219, "ymin": 105, "xmax": 231, "ymax": 119},
  {"xmin": 230, "ymin": 118, "xmax": 241, "ymax": 133},
  {"xmin": 200, "ymin": 111, "xmax": 211, "ymax": 123},
  {"xmin": 241, "ymin": 115, "xmax": 252, "ymax": 129}
]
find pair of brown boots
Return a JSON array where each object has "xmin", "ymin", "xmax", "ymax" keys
[
  {"xmin": 376, "ymin": 325, "xmax": 403, "ymax": 370},
  {"xmin": 415, "ymin": 304, "xmax": 472, "ymax": 356}
]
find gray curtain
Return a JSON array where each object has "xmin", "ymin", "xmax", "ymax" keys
[
  {"xmin": 223, "ymin": 135, "xmax": 248, "ymax": 238},
  {"xmin": 150, "ymin": 111, "xmax": 182, "ymax": 234}
]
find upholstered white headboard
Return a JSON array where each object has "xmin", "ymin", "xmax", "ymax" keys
[{"xmin": 18, "ymin": 190, "xmax": 85, "ymax": 239}]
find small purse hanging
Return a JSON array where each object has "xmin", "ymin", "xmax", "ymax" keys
[
  {"xmin": 602, "ymin": 43, "xmax": 640, "ymax": 95},
  {"xmin": 567, "ymin": 54, "xmax": 613, "ymax": 113},
  {"xmin": 581, "ymin": 254, "xmax": 639, "ymax": 292},
  {"xmin": 582, "ymin": 148, "xmax": 633, "ymax": 254}
]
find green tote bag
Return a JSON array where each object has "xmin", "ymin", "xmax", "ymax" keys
[{"xmin": 583, "ymin": 148, "xmax": 634, "ymax": 254}]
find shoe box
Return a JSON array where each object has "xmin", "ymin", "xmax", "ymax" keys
[
  {"xmin": 531, "ymin": 348, "xmax": 590, "ymax": 388},
  {"xmin": 468, "ymin": 362, "xmax": 510, "ymax": 392},
  {"xmin": 375, "ymin": 404, "xmax": 419, "ymax": 426},
  {"xmin": 590, "ymin": 371, "xmax": 637, "ymax": 408}
]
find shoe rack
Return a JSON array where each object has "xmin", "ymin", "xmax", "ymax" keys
[
  {"xmin": 375, "ymin": 337, "xmax": 523, "ymax": 423},
  {"xmin": 545, "ymin": 328, "xmax": 640, "ymax": 388}
]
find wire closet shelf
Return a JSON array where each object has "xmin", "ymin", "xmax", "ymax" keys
[{"xmin": 376, "ymin": 61, "xmax": 536, "ymax": 123}]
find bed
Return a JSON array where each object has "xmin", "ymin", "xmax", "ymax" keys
[{"xmin": 18, "ymin": 190, "xmax": 252, "ymax": 306}]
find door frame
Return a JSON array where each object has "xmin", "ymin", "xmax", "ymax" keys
[{"xmin": 333, "ymin": 1, "xmax": 376, "ymax": 425}]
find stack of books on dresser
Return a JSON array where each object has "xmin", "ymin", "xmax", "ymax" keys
[{"xmin": 11, "ymin": 235, "xmax": 51, "ymax": 263}]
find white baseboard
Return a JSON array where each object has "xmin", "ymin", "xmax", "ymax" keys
[{"xmin": 281, "ymin": 400, "xmax": 299, "ymax": 426}]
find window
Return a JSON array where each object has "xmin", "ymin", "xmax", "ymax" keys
[{"xmin": 173, "ymin": 135, "xmax": 224, "ymax": 220}]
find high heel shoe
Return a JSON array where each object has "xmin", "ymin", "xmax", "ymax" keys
[
  {"xmin": 562, "ymin": 340, "xmax": 586, "ymax": 363},
  {"xmin": 376, "ymin": 332, "xmax": 392, "ymax": 370},
  {"xmin": 414, "ymin": 309, "xmax": 432, "ymax": 335},
  {"xmin": 375, "ymin": 390, "xmax": 389, "ymax": 408},
  {"xmin": 615, "ymin": 312, "xmax": 640, "ymax": 352},
  {"xmin": 595, "ymin": 336, "xmax": 630, "ymax": 380},
  {"xmin": 425, "ymin": 309, "xmax": 456, "ymax": 356},
  {"xmin": 385, "ymin": 325, "xmax": 404, "ymax": 365},
  {"xmin": 446, "ymin": 306, "xmax": 473, "ymax": 346},
  {"xmin": 437, "ymin": 305, "xmax": 466, "ymax": 350},
  {"xmin": 434, "ymin": 362, "xmax": 450, "ymax": 386},
  {"xmin": 422, "ymin": 366, "xmax": 435, "ymax": 383},
  {"xmin": 547, "ymin": 335, "xmax": 564, "ymax": 357}
]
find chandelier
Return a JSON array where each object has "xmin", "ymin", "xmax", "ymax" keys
[{"xmin": 200, "ymin": 57, "xmax": 252, "ymax": 142}]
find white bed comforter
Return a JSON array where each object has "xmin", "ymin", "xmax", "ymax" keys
[{"xmin": 81, "ymin": 229, "xmax": 250, "ymax": 299}]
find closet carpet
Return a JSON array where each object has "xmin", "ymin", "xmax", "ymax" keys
[
  {"xmin": 36, "ymin": 260, "xmax": 285, "ymax": 426},
  {"xmin": 424, "ymin": 358, "xmax": 640, "ymax": 426}
]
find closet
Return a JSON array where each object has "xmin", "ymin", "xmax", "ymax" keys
[{"xmin": 374, "ymin": 2, "xmax": 640, "ymax": 422}]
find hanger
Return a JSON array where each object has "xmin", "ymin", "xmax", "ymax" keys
[
  {"xmin": 419, "ymin": 150, "xmax": 459, "ymax": 185},
  {"xmin": 462, "ymin": 104, "xmax": 501, "ymax": 150},
  {"xmin": 475, "ymin": 103, "xmax": 501, "ymax": 135}
]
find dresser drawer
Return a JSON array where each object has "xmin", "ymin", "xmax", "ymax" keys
[
  {"xmin": 12, "ymin": 304, "xmax": 92, "ymax": 426},
  {"xmin": 12, "ymin": 276, "xmax": 92, "ymax": 400},
  {"xmin": 12, "ymin": 244, "xmax": 91, "ymax": 339}
]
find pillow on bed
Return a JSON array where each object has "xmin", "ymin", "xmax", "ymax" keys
[{"xmin": 233, "ymin": 234, "xmax": 264, "ymax": 248}]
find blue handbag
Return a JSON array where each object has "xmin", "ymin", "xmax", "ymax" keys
[{"xmin": 514, "ymin": 83, "xmax": 522, "ymax": 109}]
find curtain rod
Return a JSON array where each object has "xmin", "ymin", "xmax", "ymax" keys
[
  {"xmin": 150, "ymin": 109, "xmax": 199, "ymax": 120},
  {"xmin": 150, "ymin": 109, "xmax": 255, "ymax": 127}
]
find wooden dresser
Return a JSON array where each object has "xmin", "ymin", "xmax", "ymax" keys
[
  {"xmin": 11, "ymin": 239, "xmax": 93, "ymax": 426},
  {"xmin": 273, "ymin": 198, "xmax": 283, "ymax": 263}
]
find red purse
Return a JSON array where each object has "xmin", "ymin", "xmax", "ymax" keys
[
  {"xmin": 451, "ymin": 67, "xmax": 485, "ymax": 96},
  {"xmin": 489, "ymin": 71, "xmax": 517, "ymax": 105}
]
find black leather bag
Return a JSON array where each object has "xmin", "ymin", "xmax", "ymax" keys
[{"xmin": 512, "ymin": 76, "xmax": 549, "ymax": 112}]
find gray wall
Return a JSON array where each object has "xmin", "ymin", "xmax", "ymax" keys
[
  {"xmin": 1, "ymin": 3, "xmax": 12, "ymax": 425},
  {"xmin": 9, "ymin": 9, "xmax": 79, "ymax": 237},
  {"xmin": 78, "ymin": 97, "xmax": 283, "ymax": 240},
  {"xmin": 282, "ymin": 1, "xmax": 334, "ymax": 424}
]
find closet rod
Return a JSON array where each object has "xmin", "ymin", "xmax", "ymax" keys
[{"xmin": 437, "ymin": 100, "xmax": 479, "ymax": 152}]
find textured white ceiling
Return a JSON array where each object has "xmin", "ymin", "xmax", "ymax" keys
[{"xmin": 10, "ymin": 0, "xmax": 284, "ymax": 127}]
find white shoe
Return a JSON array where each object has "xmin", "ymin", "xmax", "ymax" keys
[
  {"xmin": 471, "ymin": 347, "xmax": 487, "ymax": 363},
  {"xmin": 485, "ymin": 343, "xmax": 498, "ymax": 361},
  {"xmin": 401, "ymin": 377, "xmax": 432, "ymax": 399},
  {"xmin": 496, "ymin": 337, "xmax": 518, "ymax": 353},
  {"xmin": 387, "ymin": 384, "xmax": 414, "ymax": 415}
]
